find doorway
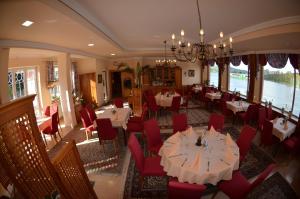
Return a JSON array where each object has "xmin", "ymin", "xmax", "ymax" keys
[{"xmin": 111, "ymin": 71, "xmax": 122, "ymax": 98}]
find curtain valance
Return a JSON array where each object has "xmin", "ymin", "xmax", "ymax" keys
[
  {"xmin": 266, "ymin": 53, "xmax": 288, "ymax": 68},
  {"xmin": 230, "ymin": 56, "xmax": 242, "ymax": 66},
  {"xmin": 208, "ymin": 59, "xmax": 215, "ymax": 66}
]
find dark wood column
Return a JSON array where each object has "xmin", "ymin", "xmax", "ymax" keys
[{"xmin": 248, "ymin": 54, "xmax": 257, "ymax": 102}]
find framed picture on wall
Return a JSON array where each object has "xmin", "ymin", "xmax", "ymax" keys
[
  {"xmin": 188, "ymin": 70, "xmax": 195, "ymax": 77},
  {"xmin": 98, "ymin": 74, "xmax": 102, "ymax": 84}
]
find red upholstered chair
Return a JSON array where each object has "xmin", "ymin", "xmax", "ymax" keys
[
  {"xmin": 266, "ymin": 106, "xmax": 273, "ymax": 120},
  {"xmin": 168, "ymin": 96, "xmax": 181, "ymax": 113},
  {"xmin": 260, "ymin": 119, "xmax": 274, "ymax": 147},
  {"xmin": 43, "ymin": 105, "xmax": 51, "ymax": 117},
  {"xmin": 220, "ymin": 100, "xmax": 234, "ymax": 120},
  {"xmin": 161, "ymin": 88, "xmax": 169, "ymax": 94},
  {"xmin": 80, "ymin": 108, "xmax": 96, "ymax": 140},
  {"xmin": 257, "ymin": 107, "xmax": 267, "ymax": 131},
  {"xmin": 41, "ymin": 112, "xmax": 61, "ymax": 144},
  {"xmin": 85, "ymin": 104, "xmax": 97, "ymax": 122},
  {"xmin": 128, "ymin": 134, "xmax": 166, "ymax": 188},
  {"xmin": 50, "ymin": 102, "xmax": 63, "ymax": 132},
  {"xmin": 283, "ymin": 115, "xmax": 300, "ymax": 154},
  {"xmin": 144, "ymin": 119, "xmax": 163, "ymax": 155},
  {"xmin": 96, "ymin": 118, "xmax": 118, "ymax": 156},
  {"xmin": 208, "ymin": 113, "xmax": 225, "ymax": 132},
  {"xmin": 126, "ymin": 103, "xmax": 149, "ymax": 144},
  {"xmin": 175, "ymin": 89, "xmax": 183, "ymax": 96},
  {"xmin": 168, "ymin": 178, "xmax": 206, "ymax": 199},
  {"xmin": 283, "ymin": 134, "xmax": 300, "ymax": 154},
  {"xmin": 128, "ymin": 103, "xmax": 148, "ymax": 123},
  {"xmin": 237, "ymin": 104, "xmax": 258, "ymax": 125},
  {"xmin": 114, "ymin": 98, "xmax": 124, "ymax": 108},
  {"xmin": 147, "ymin": 95, "xmax": 160, "ymax": 118},
  {"xmin": 215, "ymin": 164, "xmax": 276, "ymax": 199},
  {"xmin": 236, "ymin": 125, "xmax": 256, "ymax": 163},
  {"xmin": 172, "ymin": 113, "xmax": 188, "ymax": 134}
]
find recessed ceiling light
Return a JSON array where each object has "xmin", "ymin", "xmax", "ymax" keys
[
  {"xmin": 22, "ymin": 20, "xmax": 34, "ymax": 27},
  {"xmin": 88, "ymin": 43, "xmax": 94, "ymax": 47},
  {"xmin": 110, "ymin": 53, "xmax": 116, "ymax": 56}
]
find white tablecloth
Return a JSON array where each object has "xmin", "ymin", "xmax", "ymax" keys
[
  {"xmin": 272, "ymin": 118, "xmax": 296, "ymax": 141},
  {"xmin": 155, "ymin": 92, "xmax": 182, "ymax": 107},
  {"xmin": 192, "ymin": 86, "xmax": 202, "ymax": 93},
  {"xmin": 226, "ymin": 101, "xmax": 251, "ymax": 114},
  {"xmin": 159, "ymin": 127, "xmax": 239, "ymax": 185},
  {"xmin": 205, "ymin": 92, "xmax": 222, "ymax": 101},
  {"xmin": 95, "ymin": 107, "xmax": 131, "ymax": 129}
]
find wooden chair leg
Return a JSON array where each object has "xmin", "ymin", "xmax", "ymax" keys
[
  {"xmin": 57, "ymin": 131, "xmax": 62, "ymax": 140},
  {"xmin": 85, "ymin": 130, "xmax": 89, "ymax": 140},
  {"xmin": 42, "ymin": 133, "xmax": 47, "ymax": 146},
  {"xmin": 139, "ymin": 175, "xmax": 144, "ymax": 190}
]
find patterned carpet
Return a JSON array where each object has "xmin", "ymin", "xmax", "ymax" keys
[
  {"xmin": 247, "ymin": 172, "xmax": 298, "ymax": 199},
  {"xmin": 158, "ymin": 100, "xmax": 210, "ymax": 129},
  {"xmin": 48, "ymin": 127, "xmax": 128, "ymax": 175},
  {"xmin": 123, "ymin": 127, "xmax": 277, "ymax": 199}
]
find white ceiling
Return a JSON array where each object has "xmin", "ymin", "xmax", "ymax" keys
[
  {"xmin": 0, "ymin": 0, "xmax": 300, "ymax": 58},
  {"xmin": 73, "ymin": 0, "xmax": 300, "ymax": 50}
]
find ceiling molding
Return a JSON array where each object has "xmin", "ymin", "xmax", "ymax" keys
[
  {"xmin": 0, "ymin": 39, "xmax": 108, "ymax": 59},
  {"xmin": 210, "ymin": 16, "xmax": 300, "ymax": 44},
  {"xmin": 54, "ymin": 0, "xmax": 125, "ymax": 50}
]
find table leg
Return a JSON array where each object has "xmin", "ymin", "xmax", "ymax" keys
[{"xmin": 122, "ymin": 128, "xmax": 127, "ymax": 146}]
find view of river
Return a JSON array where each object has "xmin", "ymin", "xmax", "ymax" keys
[{"xmin": 210, "ymin": 72, "xmax": 300, "ymax": 116}]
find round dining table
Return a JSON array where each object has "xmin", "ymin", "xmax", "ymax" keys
[
  {"xmin": 155, "ymin": 92, "xmax": 182, "ymax": 107},
  {"xmin": 159, "ymin": 127, "xmax": 240, "ymax": 185}
]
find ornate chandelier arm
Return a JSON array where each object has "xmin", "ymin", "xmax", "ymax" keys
[{"xmin": 172, "ymin": 51, "xmax": 189, "ymax": 62}]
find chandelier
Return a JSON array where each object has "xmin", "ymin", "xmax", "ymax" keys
[
  {"xmin": 170, "ymin": 0, "xmax": 233, "ymax": 63},
  {"xmin": 156, "ymin": 40, "xmax": 177, "ymax": 66}
]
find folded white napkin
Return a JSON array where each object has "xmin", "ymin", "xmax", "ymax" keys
[
  {"xmin": 226, "ymin": 133, "xmax": 234, "ymax": 146},
  {"xmin": 209, "ymin": 126, "xmax": 217, "ymax": 135}
]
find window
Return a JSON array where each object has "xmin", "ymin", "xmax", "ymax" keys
[
  {"xmin": 8, "ymin": 67, "xmax": 41, "ymax": 117},
  {"xmin": 210, "ymin": 64, "xmax": 219, "ymax": 87},
  {"xmin": 262, "ymin": 59, "xmax": 299, "ymax": 116},
  {"xmin": 229, "ymin": 62, "xmax": 248, "ymax": 96}
]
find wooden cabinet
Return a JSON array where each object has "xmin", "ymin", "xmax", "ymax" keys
[
  {"xmin": 79, "ymin": 73, "xmax": 97, "ymax": 105},
  {"xmin": 128, "ymin": 88, "xmax": 142, "ymax": 114},
  {"xmin": 142, "ymin": 66, "xmax": 182, "ymax": 88}
]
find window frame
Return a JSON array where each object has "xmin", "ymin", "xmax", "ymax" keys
[
  {"xmin": 227, "ymin": 63, "xmax": 249, "ymax": 97},
  {"xmin": 261, "ymin": 60, "xmax": 298, "ymax": 118}
]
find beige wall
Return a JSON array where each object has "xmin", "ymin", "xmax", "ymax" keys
[{"xmin": 75, "ymin": 58, "xmax": 97, "ymax": 75}]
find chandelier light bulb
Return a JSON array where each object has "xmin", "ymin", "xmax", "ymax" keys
[
  {"xmin": 223, "ymin": 43, "xmax": 226, "ymax": 48},
  {"xmin": 181, "ymin": 30, "xmax": 185, "ymax": 36},
  {"xmin": 178, "ymin": 41, "xmax": 182, "ymax": 45},
  {"xmin": 188, "ymin": 42, "xmax": 191, "ymax": 47},
  {"xmin": 229, "ymin": 37, "xmax": 233, "ymax": 49},
  {"xmin": 200, "ymin": 29, "xmax": 204, "ymax": 35},
  {"xmin": 213, "ymin": 44, "xmax": 217, "ymax": 49},
  {"xmin": 219, "ymin": 32, "xmax": 224, "ymax": 38},
  {"xmin": 172, "ymin": 34, "xmax": 175, "ymax": 40}
]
